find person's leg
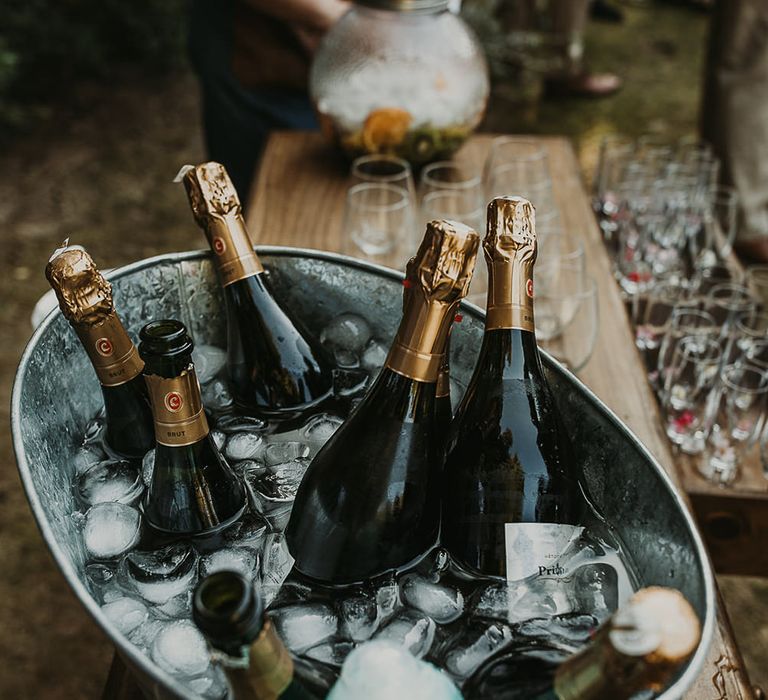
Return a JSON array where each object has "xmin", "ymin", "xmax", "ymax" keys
[{"xmin": 702, "ymin": 0, "xmax": 768, "ymax": 260}]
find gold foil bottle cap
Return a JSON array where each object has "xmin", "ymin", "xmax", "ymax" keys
[
  {"xmin": 484, "ymin": 197, "xmax": 537, "ymax": 332},
  {"xmin": 386, "ymin": 219, "xmax": 479, "ymax": 382},
  {"xmin": 45, "ymin": 243, "xmax": 113, "ymax": 325},
  {"xmin": 180, "ymin": 162, "xmax": 264, "ymax": 286},
  {"xmin": 180, "ymin": 162, "xmax": 242, "ymax": 225}
]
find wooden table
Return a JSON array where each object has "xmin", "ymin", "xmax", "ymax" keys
[{"xmin": 247, "ymin": 131, "xmax": 756, "ymax": 699}]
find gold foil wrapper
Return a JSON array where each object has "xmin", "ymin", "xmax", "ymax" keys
[
  {"xmin": 484, "ymin": 197, "xmax": 537, "ymax": 332},
  {"xmin": 46, "ymin": 245, "xmax": 144, "ymax": 386},
  {"xmin": 233, "ymin": 619, "xmax": 294, "ymax": 699},
  {"xmin": 386, "ymin": 220, "xmax": 478, "ymax": 382},
  {"xmin": 182, "ymin": 162, "xmax": 264, "ymax": 286},
  {"xmin": 144, "ymin": 366, "xmax": 210, "ymax": 447},
  {"xmin": 554, "ymin": 587, "xmax": 700, "ymax": 700}
]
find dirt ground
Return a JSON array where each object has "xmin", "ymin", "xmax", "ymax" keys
[{"xmin": 0, "ymin": 3, "xmax": 765, "ymax": 697}]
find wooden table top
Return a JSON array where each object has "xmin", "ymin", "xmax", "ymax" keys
[{"xmin": 247, "ymin": 131, "xmax": 755, "ymax": 699}]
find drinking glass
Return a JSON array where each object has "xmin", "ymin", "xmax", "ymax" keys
[
  {"xmin": 342, "ymin": 183, "xmax": 414, "ymax": 269},
  {"xmin": 351, "ymin": 154, "xmax": 416, "ymax": 196},
  {"xmin": 701, "ymin": 364, "xmax": 768, "ymax": 485},
  {"xmin": 656, "ymin": 307, "xmax": 717, "ymax": 394},
  {"xmin": 594, "ymin": 135, "xmax": 635, "ymax": 219},
  {"xmin": 484, "ymin": 137, "xmax": 549, "ymax": 196},
  {"xmin": 635, "ymin": 280, "xmax": 687, "ymax": 376},
  {"xmin": 729, "ymin": 312, "xmax": 768, "ymax": 365},
  {"xmin": 662, "ymin": 335, "xmax": 722, "ymax": 454},
  {"xmin": 700, "ymin": 186, "xmax": 738, "ymax": 259},
  {"xmin": 535, "ymin": 241, "xmax": 586, "ymax": 298},
  {"xmin": 486, "ymin": 167, "xmax": 556, "ymax": 215},
  {"xmin": 745, "ymin": 265, "xmax": 768, "ymax": 310},
  {"xmin": 535, "ymin": 272, "xmax": 598, "ymax": 373},
  {"xmin": 689, "ymin": 262, "xmax": 741, "ymax": 299},
  {"xmin": 705, "ymin": 283, "xmax": 756, "ymax": 342}
]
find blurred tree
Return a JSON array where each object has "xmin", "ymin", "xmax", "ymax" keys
[{"xmin": 0, "ymin": 0, "xmax": 186, "ymax": 128}]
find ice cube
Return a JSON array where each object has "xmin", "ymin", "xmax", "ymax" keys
[
  {"xmin": 244, "ymin": 460, "xmax": 306, "ymax": 532},
  {"xmin": 200, "ymin": 547, "xmax": 259, "ymax": 580},
  {"xmin": 83, "ymin": 414, "xmax": 105, "ymax": 444},
  {"xmin": 374, "ymin": 576, "xmax": 402, "ymax": 623},
  {"xmin": 76, "ymin": 460, "xmax": 144, "ymax": 507},
  {"xmin": 120, "ymin": 543, "xmax": 198, "ymax": 605},
  {"xmin": 128, "ymin": 617, "xmax": 166, "ymax": 653},
  {"xmin": 400, "ymin": 573, "xmax": 464, "ymax": 624},
  {"xmin": 151, "ymin": 621, "xmax": 211, "ymax": 678},
  {"xmin": 416, "ymin": 547, "xmax": 451, "ymax": 582},
  {"xmin": 141, "ymin": 449, "xmax": 155, "ymax": 488},
  {"xmin": 83, "ymin": 502, "xmax": 141, "ymax": 560},
  {"xmin": 300, "ymin": 413, "xmax": 343, "ymax": 446},
  {"xmin": 155, "ymin": 591, "xmax": 193, "ymax": 621},
  {"xmin": 192, "ymin": 344, "xmax": 227, "ymax": 384},
  {"xmin": 85, "ymin": 562, "xmax": 122, "ymax": 603},
  {"xmin": 334, "ymin": 348, "xmax": 360, "ymax": 369},
  {"xmin": 267, "ymin": 579, "xmax": 314, "ymax": 611},
  {"xmin": 74, "ymin": 444, "xmax": 107, "ymax": 475},
  {"xmin": 473, "ymin": 579, "xmax": 567, "ymax": 624},
  {"xmin": 572, "ymin": 563, "xmax": 619, "ymax": 622},
  {"xmin": 223, "ymin": 510, "xmax": 269, "ymax": 552},
  {"xmin": 517, "ymin": 613, "xmax": 598, "ymax": 649},
  {"xmin": 233, "ymin": 459, "xmax": 268, "ymax": 479},
  {"xmin": 340, "ymin": 593, "xmax": 380, "ymax": 642},
  {"xmin": 441, "ymin": 621, "xmax": 513, "ymax": 680},
  {"xmin": 264, "ymin": 441, "xmax": 310, "ymax": 467},
  {"xmin": 270, "ymin": 602, "xmax": 339, "ymax": 653},
  {"xmin": 202, "ymin": 378, "xmax": 234, "ymax": 412},
  {"xmin": 216, "ymin": 415, "xmax": 268, "ymax": 434},
  {"xmin": 327, "ymin": 641, "xmax": 461, "ymax": 700},
  {"xmin": 225, "ymin": 432, "xmax": 266, "ymax": 462},
  {"xmin": 332, "ymin": 368, "xmax": 370, "ymax": 399},
  {"xmin": 321, "ymin": 313, "xmax": 373, "ymax": 353},
  {"xmin": 184, "ymin": 667, "xmax": 229, "ymax": 699},
  {"xmin": 102, "ymin": 597, "xmax": 149, "ymax": 636},
  {"xmin": 304, "ymin": 641, "xmax": 356, "ymax": 669},
  {"xmin": 360, "ymin": 338, "xmax": 388, "ymax": 374},
  {"xmin": 211, "ymin": 429, "xmax": 227, "ymax": 451},
  {"xmin": 374, "ymin": 609, "xmax": 436, "ymax": 658}
]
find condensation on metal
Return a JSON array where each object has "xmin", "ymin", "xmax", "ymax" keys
[{"xmin": 11, "ymin": 247, "xmax": 715, "ymax": 699}]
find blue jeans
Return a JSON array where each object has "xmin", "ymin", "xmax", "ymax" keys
[{"xmin": 188, "ymin": 0, "xmax": 318, "ymax": 203}]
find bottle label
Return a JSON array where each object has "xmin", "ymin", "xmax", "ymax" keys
[
  {"xmin": 504, "ymin": 522, "xmax": 584, "ymax": 581},
  {"xmin": 206, "ymin": 215, "xmax": 264, "ymax": 286},
  {"xmin": 144, "ymin": 367, "xmax": 210, "ymax": 446},
  {"xmin": 485, "ymin": 259, "xmax": 536, "ymax": 332},
  {"xmin": 73, "ymin": 312, "xmax": 144, "ymax": 387}
]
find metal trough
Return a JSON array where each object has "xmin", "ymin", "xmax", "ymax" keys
[{"xmin": 11, "ymin": 247, "xmax": 714, "ymax": 698}]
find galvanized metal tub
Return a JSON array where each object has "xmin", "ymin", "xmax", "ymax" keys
[{"xmin": 11, "ymin": 247, "xmax": 714, "ymax": 699}]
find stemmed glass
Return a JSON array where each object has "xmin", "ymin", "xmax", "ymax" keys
[
  {"xmin": 662, "ymin": 335, "xmax": 722, "ymax": 454},
  {"xmin": 701, "ymin": 364, "xmax": 768, "ymax": 485},
  {"xmin": 656, "ymin": 307, "xmax": 717, "ymax": 395}
]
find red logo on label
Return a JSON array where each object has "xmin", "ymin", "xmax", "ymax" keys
[
  {"xmin": 526, "ymin": 278, "xmax": 534, "ymax": 298},
  {"xmin": 95, "ymin": 338, "xmax": 113, "ymax": 357},
  {"xmin": 212, "ymin": 237, "xmax": 227, "ymax": 255},
  {"xmin": 164, "ymin": 392, "xmax": 183, "ymax": 413}
]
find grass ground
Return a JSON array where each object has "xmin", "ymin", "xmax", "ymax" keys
[{"xmin": 0, "ymin": 2, "xmax": 764, "ymax": 696}]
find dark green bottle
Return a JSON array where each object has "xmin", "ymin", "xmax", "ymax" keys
[
  {"xmin": 45, "ymin": 243, "xmax": 154, "ymax": 459},
  {"xmin": 193, "ymin": 571, "xmax": 319, "ymax": 700},
  {"xmin": 181, "ymin": 162, "xmax": 333, "ymax": 418},
  {"xmin": 286, "ymin": 220, "xmax": 479, "ymax": 585},
  {"xmin": 442, "ymin": 197, "xmax": 585, "ymax": 579},
  {"xmin": 139, "ymin": 319, "xmax": 246, "ymax": 537},
  {"xmin": 463, "ymin": 587, "xmax": 700, "ymax": 700}
]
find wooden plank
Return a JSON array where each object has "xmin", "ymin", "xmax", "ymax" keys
[{"xmin": 247, "ymin": 131, "xmax": 755, "ymax": 699}]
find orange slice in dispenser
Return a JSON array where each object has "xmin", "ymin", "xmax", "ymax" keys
[{"xmin": 361, "ymin": 108, "xmax": 413, "ymax": 152}]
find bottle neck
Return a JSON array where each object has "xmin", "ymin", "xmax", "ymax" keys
[
  {"xmin": 204, "ymin": 210, "xmax": 264, "ymax": 287},
  {"xmin": 143, "ymin": 362, "xmax": 210, "ymax": 447},
  {"xmin": 72, "ymin": 310, "xmax": 144, "ymax": 387},
  {"xmin": 476, "ymin": 327, "xmax": 543, "ymax": 381},
  {"xmin": 485, "ymin": 255, "xmax": 535, "ymax": 333}
]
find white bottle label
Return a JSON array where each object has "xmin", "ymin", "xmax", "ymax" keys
[{"xmin": 504, "ymin": 523, "xmax": 584, "ymax": 582}]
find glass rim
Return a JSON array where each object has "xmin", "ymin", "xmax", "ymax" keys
[
  {"xmin": 720, "ymin": 363, "xmax": 768, "ymax": 393},
  {"xmin": 706, "ymin": 282, "xmax": 755, "ymax": 310},
  {"xmin": 351, "ymin": 154, "xmax": 413, "ymax": 183},
  {"xmin": 420, "ymin": 161, "xmax": 482, "ymax": 190},
  {"xmin": 535, "ymin": 273, "xmax": 597, "ymax": 301},
  {"xmin": 670, "ymin": 306, "xmax": 716, "ymax": 329},
  {"xmin": 736, "ymin": 311, "xmax": 768, "ymax": 336},
  {"xmin": 488, "ymin": 136, "xmax": 549, "ymax": 162},
  {"xmin": 673, "ymin": 334, "xmax": 722, "ymax": 363},
  {"xmin": 345, "ymin": 182, "xmax": 411, "ymax": 212},
  {"xmin": 420, "ymin": 189, "xmax": 484, "ymax": 219}
]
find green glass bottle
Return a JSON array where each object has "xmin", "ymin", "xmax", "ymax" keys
[
  {"xmin": 193, "ymin": 571, "xmax": 321, "ymax": 700},
  {"xmin": 181, "ymin": 162, "xmax": 333, "ymax": 418},
  {"xmin": 139, "ymin": 319, "xmax": 246, "ymax": 537},
  {"xmin": 286, "ymin": 220, "xmax": 479, "ymax": 585},
  {"xmin": 442, "ymin": 197, "xmax": 587, "ymax": 579},
  {"xmin": 463, "ymin": 587, "xmax": 701, "ymax": 700},
  {"xmin": 45, "ymin": 243, "xmax": 154, "ymax": 459}
]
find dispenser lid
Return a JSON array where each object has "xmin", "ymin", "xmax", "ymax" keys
[{"xmin": 354, "ymin": 0, "xmax": 450, "ymax": 12}]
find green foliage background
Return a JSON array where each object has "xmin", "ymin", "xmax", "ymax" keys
[{"xmin": 0, "ymin": 0, "xmax": 186, "ymax": 127}]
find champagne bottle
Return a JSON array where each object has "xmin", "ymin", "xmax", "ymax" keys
[
  {"xmin": 139, "ymin": 319, "xmax": 246, "ymax": 537},
  {"xmin": 286, "ymin": 220, "xmax": 479, "ymax": 585},
  {"xmin": 442, "ymin": 197, "xmax": 585, "ymax": 579},
  {"xmin": 45, "ymin": 243, "xmax": 154, "ymax": 459},
  {"xmin": 193, "ymin": 571, "xmax": 322, "ymax": 700},
  {"xmin": 181, "ymin": 162, "xmax": 333, "ymax": 417},
  {"xmin": 463, "ymin": 586, "xmax": 701, "ymax": 700},
  {"xmin": 435, "ymin": 342, "xmax": 452, "ymax": 433}
]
